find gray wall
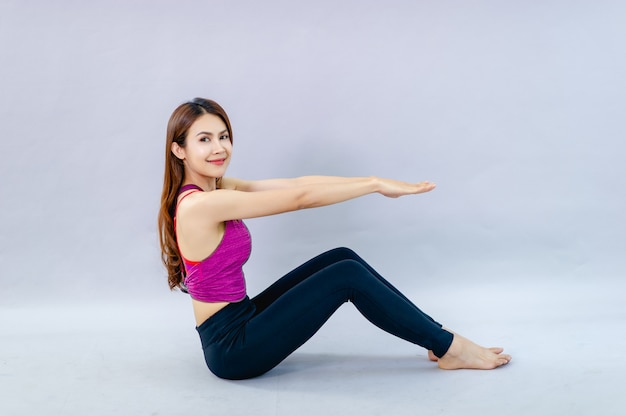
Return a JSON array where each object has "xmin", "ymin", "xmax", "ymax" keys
[{"xmin": 1, "ymin": 0, "xmax": 624, "ymax": 304}]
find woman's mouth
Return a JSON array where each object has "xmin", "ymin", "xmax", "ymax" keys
[{"xmin": 208, "ymin": 158, "xmax": 226, "ymax": 166}]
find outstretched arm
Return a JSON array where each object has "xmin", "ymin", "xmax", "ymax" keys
[{"xmin": 182, "ymin": 177, "xmax": 436, "ymax": 224}]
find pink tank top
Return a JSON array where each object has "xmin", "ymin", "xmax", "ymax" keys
[{"xmin": 176, "ymin": 185, "xmax": 250, "ymax": 303}]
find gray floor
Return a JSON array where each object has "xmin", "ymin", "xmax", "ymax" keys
[{"xmin": 2, "ymin": 276, "xmax": 625, "ymax": 416}]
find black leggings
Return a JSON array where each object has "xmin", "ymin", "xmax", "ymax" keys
[{"xmin": 196, "ymin": 247, "xmax": 453, "ymax": 380}]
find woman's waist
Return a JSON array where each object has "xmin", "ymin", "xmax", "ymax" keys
[
  {"xmin": 191, "ymin": 298, "xmax": 232, "ymax": 326},
  {"xmin": 195, "ymin": 296, "xmax": 256, "ymax": 346}
]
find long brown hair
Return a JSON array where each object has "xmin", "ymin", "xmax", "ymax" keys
[{"xmin": 158, "ymin": 98, "xmax": 234, "ymax": 290}]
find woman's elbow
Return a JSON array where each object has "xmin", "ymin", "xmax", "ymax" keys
[{"xmin": 294, "ymin": 190, "xmax": 320, "ymax": 210}]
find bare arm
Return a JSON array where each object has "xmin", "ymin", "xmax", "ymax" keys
[
  {"xmin": 183, "ymin": 177, "xmax": 436, "ymax": 223},
  {"xmin": 222, "ymin": 176, "xmax": 376, "ymax": 192}
]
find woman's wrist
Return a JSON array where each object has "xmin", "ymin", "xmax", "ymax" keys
[{"xmin": 368, "ymin": 176, "xmax": 382, "ymax": 194}]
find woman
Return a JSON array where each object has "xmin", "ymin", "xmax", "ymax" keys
[{"xmin": 158, "ymin": 98, "xmax": 511, "ymax": 380}]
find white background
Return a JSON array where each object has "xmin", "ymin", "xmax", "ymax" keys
[
  {"xmin": 2, "ymin": 0, "xmax": 624, "ymax": 303},
  {"xmin": 1, "ymin": 2, "xmax": 626, "ymax": 415}
]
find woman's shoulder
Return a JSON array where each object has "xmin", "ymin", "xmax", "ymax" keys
[{"xmin": 176, "ymin": 189, "xmax": 220, "ymax": 225}]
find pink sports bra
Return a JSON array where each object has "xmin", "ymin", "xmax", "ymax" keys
[{"xmin": 175, "ymin": 184, "xmax": 250, "ymax": 303}]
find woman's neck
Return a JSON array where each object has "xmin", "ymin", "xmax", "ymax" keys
[{"xmin": 182, "ymin": 176, "xmax": 217, "ymax": 191}]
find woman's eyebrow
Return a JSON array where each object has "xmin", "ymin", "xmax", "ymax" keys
[{"xmin": 195, "ymin": 129, "xmax": 228, "ymax": 136}]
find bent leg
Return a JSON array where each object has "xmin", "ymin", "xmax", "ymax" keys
[
  {"xmin": 253, "ymin": 248, "xmax": 439, "ymax": 325},
  {"xmin": 218, "ymin": 259, "xmax": 452, "ymax": 379}
]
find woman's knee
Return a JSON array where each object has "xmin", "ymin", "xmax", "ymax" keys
[
  {"xmin": 328, "ymin": 246, "xmax": 359, "ymax": 260},
  {"xmin": 330, "ymin": 259, "xmax": 372, "ymax": 280}
]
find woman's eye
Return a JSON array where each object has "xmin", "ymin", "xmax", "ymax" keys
[
  {"xmin": 200, "ymin": 137, "xmax": 209, "ymax": 142},
  {"xmin": 220, "ymin": 135, "xmax": 230, "ymax": 141}
]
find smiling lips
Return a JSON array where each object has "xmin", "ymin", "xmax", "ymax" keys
[{"xmin": 208, "ymin": 158, "xmax": 226, "ymax": 166}]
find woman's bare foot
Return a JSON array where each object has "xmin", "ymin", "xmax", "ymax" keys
[{"xmin": 437, "ymin": 333, "xmax": 511, "ymax": 370}]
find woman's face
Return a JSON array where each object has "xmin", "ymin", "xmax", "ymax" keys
[{"xmin": 173, "ymin": 113, "xmax": 233, "ymax": 183}]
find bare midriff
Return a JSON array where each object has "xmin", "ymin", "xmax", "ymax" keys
[{"xmin": 191, "ymin": 298, "xmax": 231, "ymax": 326}]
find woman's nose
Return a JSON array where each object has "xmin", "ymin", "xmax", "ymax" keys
[{"xmin": 212, "ymin": 140, "xmax": 226, "ymax": 153}]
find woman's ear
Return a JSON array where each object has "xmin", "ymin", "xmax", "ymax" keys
[{"xmin": 171, "ymin": 142, "xmax": 185, "ymax": 160}]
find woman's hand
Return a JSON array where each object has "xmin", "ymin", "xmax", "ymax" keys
[{"xmin": 374, "ymin": 177, "xmax": 436, "ymax": 198}]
